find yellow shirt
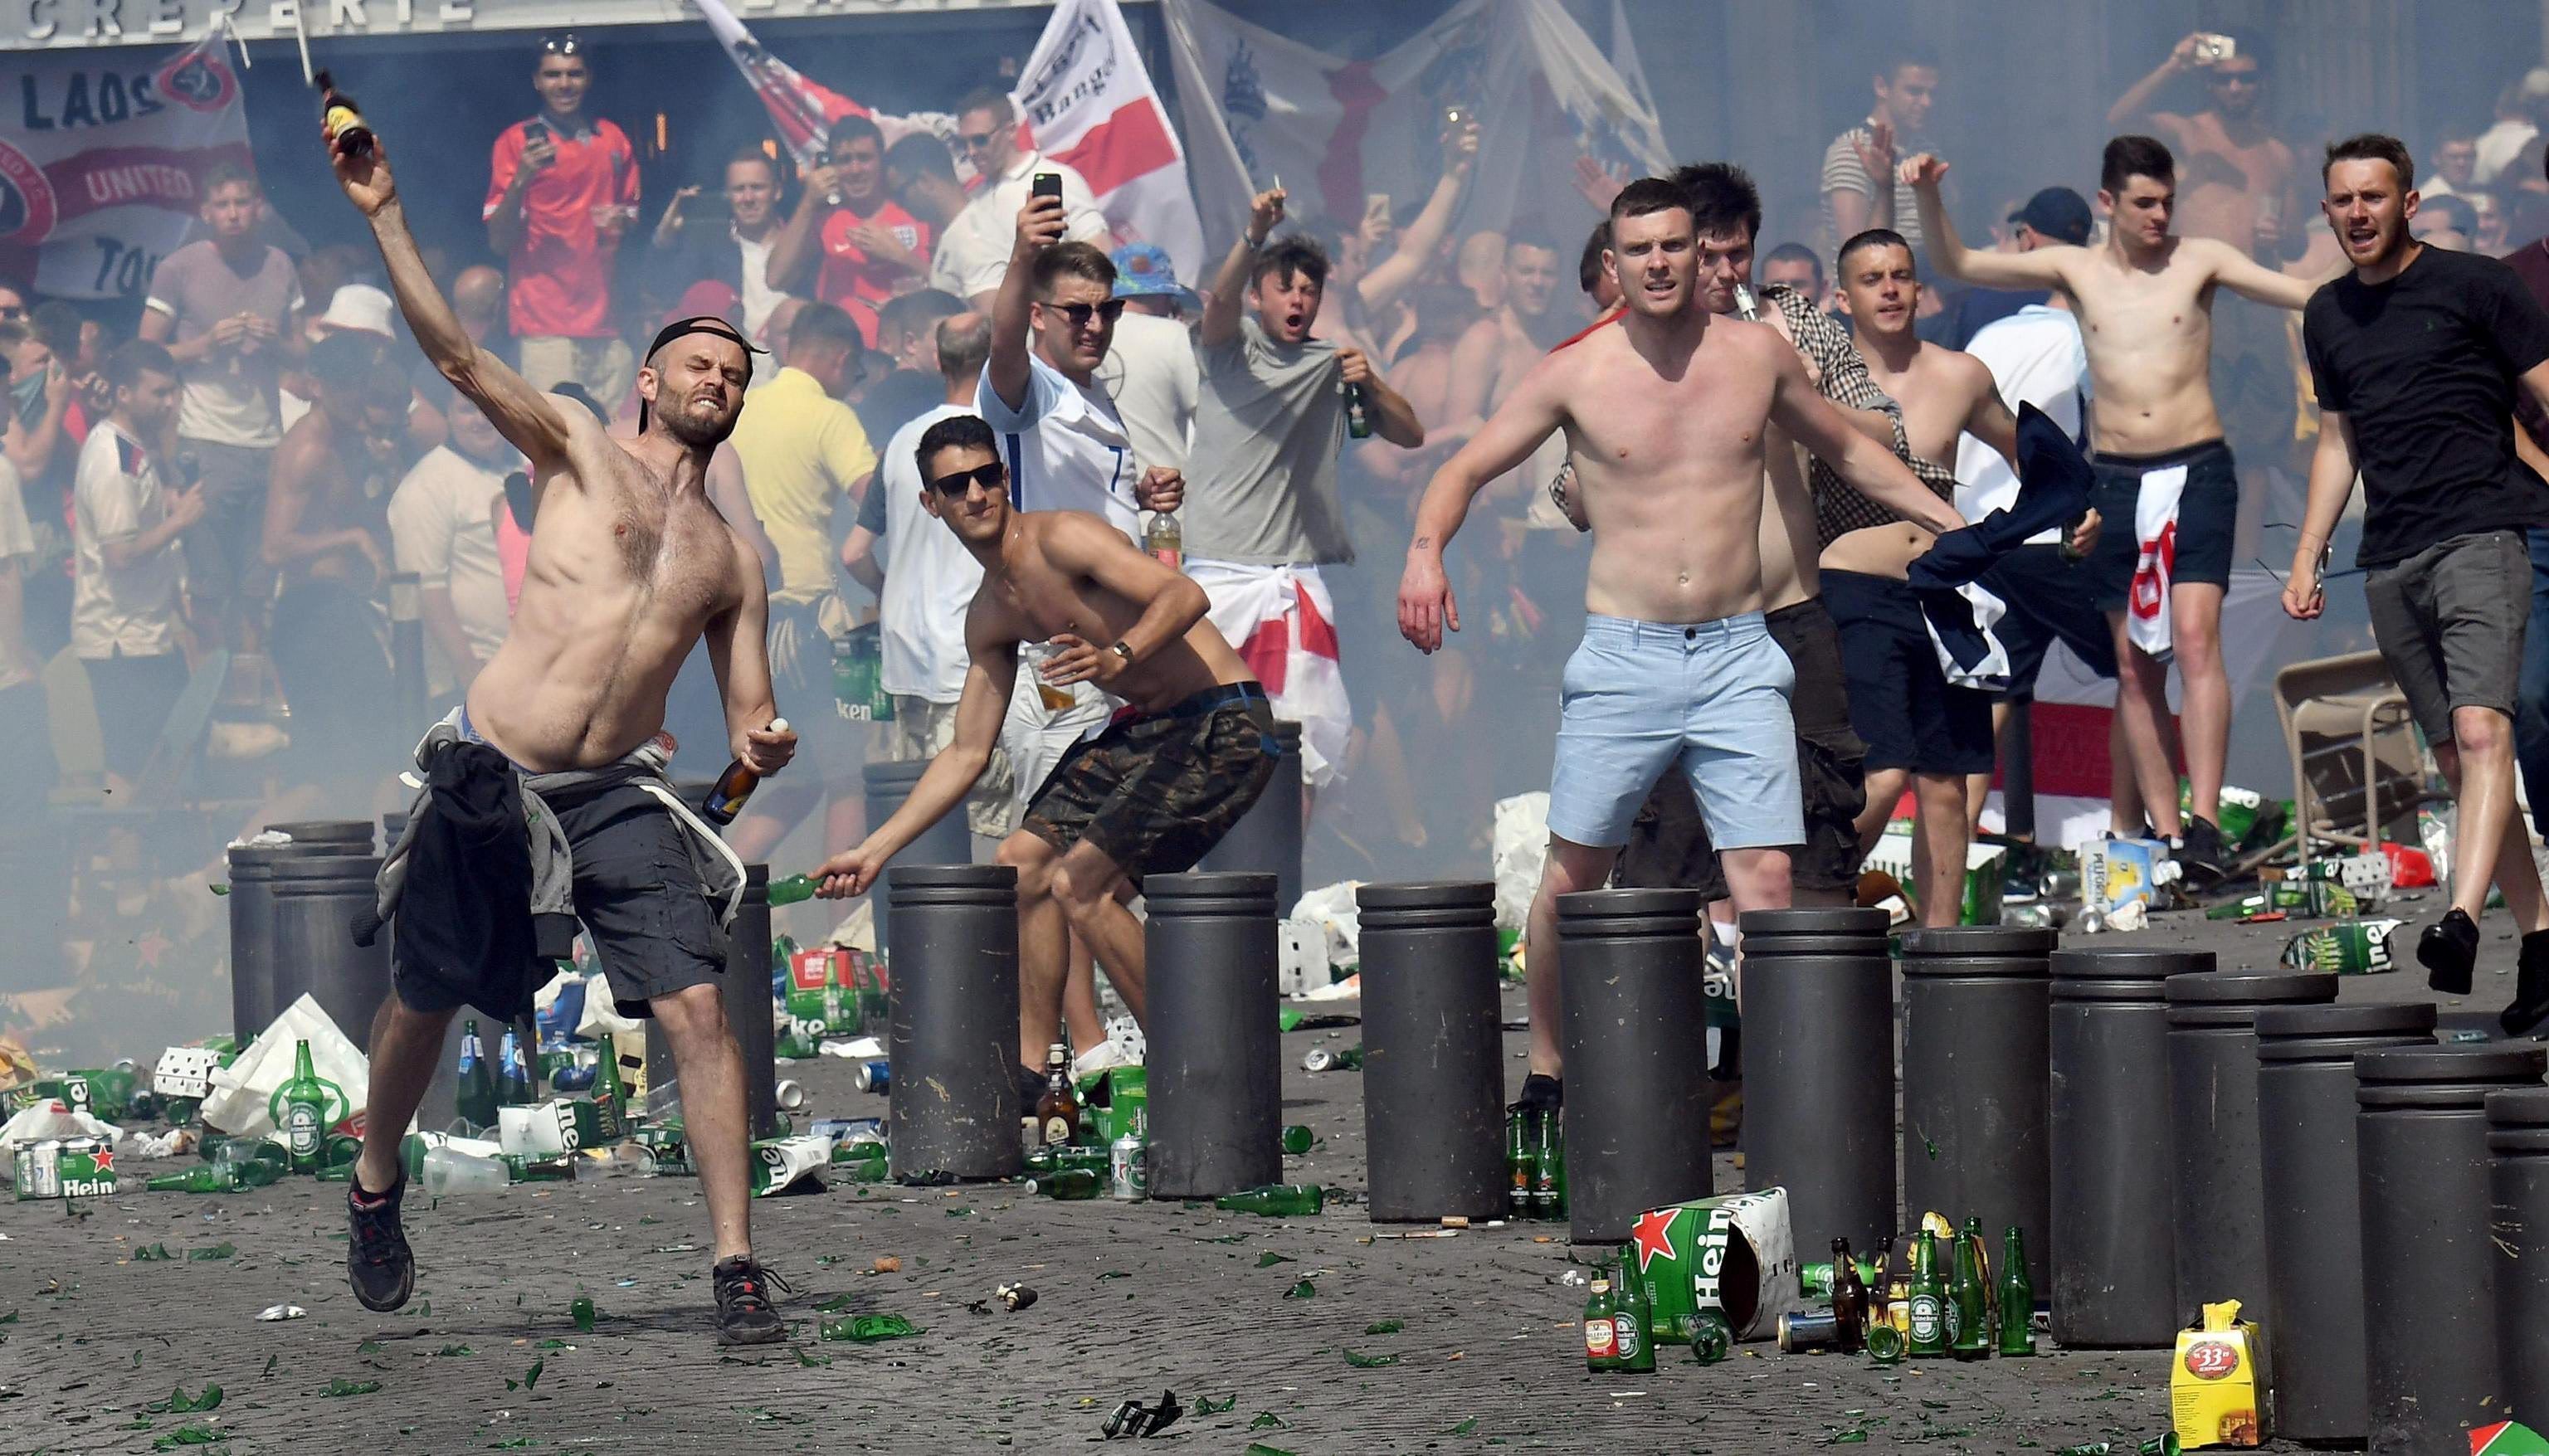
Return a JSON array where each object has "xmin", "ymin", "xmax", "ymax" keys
[{"xmin": 727, "ymin": 366, "xmax": 879, "ymax": 606}]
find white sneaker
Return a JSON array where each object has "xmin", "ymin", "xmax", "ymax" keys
[{"xmin": 1071, "ymin": 1041, "xmax": 1132, "ymax": 1079}]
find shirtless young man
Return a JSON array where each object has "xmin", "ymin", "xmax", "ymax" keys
[
  {"xmin": 1832, "ymin": 228, "xmax": 2092, "ymax": 926},
  {"xmin": 812, "ymin": 415, "xmax": 1277, "ymax": 1082},
  {"xmin": 329, "ymin": 139, "xmax": 801, "ymax": 1345},
  {"xmin": 1911, "ymin": 137, "xmax": 2318, "ymax": 882},
  {"xmin": 1398, "ymin": 180, "xmax": 1962, "ymax": 1099}
]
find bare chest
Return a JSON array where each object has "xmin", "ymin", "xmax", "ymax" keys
[
  {"xmin": 2075, "ymin": 266, "xmax": 2212, "ymax": 356},
  {"xmin": 1569, "ymin": 347, "xmax": 1774, "ymax": 480}
]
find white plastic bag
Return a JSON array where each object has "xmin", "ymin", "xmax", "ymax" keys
[
  {"xmin": 198, "ymin": 995, "xmax": 368, "ymax": 1138},
  {"xmin": 1493, "ymin": 792, "xmax": 1552, "ymax": 933},
  {"xmin": 1289, "ymin": 882, "xmax": 1363, "ymax": 970}
]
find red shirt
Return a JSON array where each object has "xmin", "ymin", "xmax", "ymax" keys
[
  {"xmin": 816, "ymin": 198, "xmax": 931, "ymax": 346},
  {"xmin": 484, "ymin": 116, "xmax": 639, "ymax": 340}
]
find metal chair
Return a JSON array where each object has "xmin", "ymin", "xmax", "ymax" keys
[{"xmin": 2271, "ymin": 650, "xmax": 2437, "ymax": 884}]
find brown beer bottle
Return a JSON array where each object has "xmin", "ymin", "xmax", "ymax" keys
[
  {"xmin": 1829, "ymin": 1235, "xmax": 1869, "ymax": 1352},
  {"xmin": 1034, "ymin": 1043, "xmax": 1080, "ymax": 1147}
]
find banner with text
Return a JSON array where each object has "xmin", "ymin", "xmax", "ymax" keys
[
  {"xmin": 1011, "ymin": 0, "xmax": 1201, "ymax": 283},
  {"xmin": 0, "ymin": 30, "xmax": 251, "ymax": 299}
]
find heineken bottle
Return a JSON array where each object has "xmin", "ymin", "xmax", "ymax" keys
[
  {"xmin": 592, "ymin": 1033, "xmax": 627, "ymax": 1142},
  {"xmin": 1505, "ymin": 1110, "xmax": 1537, "ymax": 1220},
  {"xmin": 1948, "ymin": 1220, "xmax": 1991, "ymax": 1360},
  {"xmin": 1212, "ymin": 1184, "xmax": 1324, "ymax": 1216},
  {"xmin": 1997, "ymin": 1225, "xmax": 2036, "ymax": 1356},
  {"xmin": 1613, "ymin": 1246, "xmax": 1655, "ymax": 1372},
  {"xmin": 497, "ymin": 1027, "xmax": 536, "ymax": 1108},
  {"xmin": 280, "ymin": 1040, "xmax": 328, "ymax": 1173},
  {"xmin": 456, "ymin": 1020, "xmax": 498, "ymax": 1130},
  {"xmin": 1028, "ymin": 1167, "xmax": 1103, "ymax": 1200},
  {"xmin": 149, "ymin": 1160, "xmax": 284, "ymax": 1192},
  {"xmin": 1582, "ymin": 1265, "xmax": 1621, "ymax": 1371},
  {"xmin": 1907, "ymin": 1234, "xmax": 1947, "ymax": 1357},
  {"xmin": 1534, "ymin": 1112, "xmax": 1567, "ymax": 1220},
  {"xmin": 1688, "ymin": 1308, "xmax": 1733, "ymax": 1365}
]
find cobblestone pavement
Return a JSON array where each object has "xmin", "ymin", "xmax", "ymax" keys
[{"xmin": 8, "ymin": 894, "xmax": 2502, "ymax": 1455}]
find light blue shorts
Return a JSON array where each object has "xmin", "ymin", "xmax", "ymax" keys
[{"xmin": 1547, "ymin": 613, "xmax": 1805, "ymax": 851}]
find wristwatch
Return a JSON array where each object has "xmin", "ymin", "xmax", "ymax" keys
[{"xmin": 1109, "ymin": 640, "xmax": 1135, "ymax": 666}]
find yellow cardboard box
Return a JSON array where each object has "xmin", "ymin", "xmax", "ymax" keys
[{"xmin": 2171, "ymin": 1300, "xmax": 2269, "ymax": 1448}]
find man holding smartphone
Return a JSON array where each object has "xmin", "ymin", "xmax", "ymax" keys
[
  {"xmin": 485, "ymin": 34, "xmax": 640, "ymax": 407},
  {"xmin": 933, "ymin": 86, "xmax": 1109, "ymax": 309}
]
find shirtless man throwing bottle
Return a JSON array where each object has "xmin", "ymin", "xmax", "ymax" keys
[{"xmin": 1397, "ymin": 178, "xmax": 1963, "ymax": 1106}]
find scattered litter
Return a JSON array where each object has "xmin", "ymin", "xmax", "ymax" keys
[
  {"xmin": 1282, "ymin": 1279, "xmax": 1315, "ymax": 1299},
  {"xmin": 145, "ymin": 1384, "xmax": 222, "ymax": 1414},
  {"xmin": 1341, "ymin": 1350, "xmax": 1398, "ymax": 1368},
  {"xmin": 256, "ymin": 1304, "xmax": 305, "ymax": 1322},
  {"xmin": 320, "ymin": 1378, "xmax": 381, "ymax": 1397},
  {"xmin": 1101, "ymin": 1389, "xmax": 1182, "ymax": 1439},
  {"xmin": 1364, "ymin": 1320, "xmax": 1403, "ymax": 1335},
  {"xmin": 819, "ymin": 1313, "xmax": 923, "ymax": 1342}
]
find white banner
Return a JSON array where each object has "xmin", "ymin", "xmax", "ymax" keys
[
  {"xmin": 1163, "ymin": 0, "xmax": 1668, "ymax": 259},
  {"xmin": 1011, "ymin": 0, "xmax": 1201, "ymax": 283},
  {"xmin": 0, "ymin": 30, "xmax": 251, "ymax": 299}
]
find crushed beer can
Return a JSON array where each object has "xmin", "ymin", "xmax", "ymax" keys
[{"xmin": 2279, "ymin": 918, "xmax": 2403, "ymax": 974}]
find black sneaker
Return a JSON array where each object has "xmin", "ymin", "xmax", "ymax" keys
[
  {"xmin": 1013, "ymin": 1063, "xmax": 1046, "ymax": 1119},
  {"xmin": 345, "ymin": 1174, "xmax": 415, "ymax": 1313},
  {"xmin": 1513, "ymin": 1073, "xmax": 1562, "ymax": 1116},
  {"xmin": 712, "ymin": 1256, "xmax": 792, "ymax": 1346},
  {"xmin": 2176, "ymin": 816, "xmax": 2229, "ymax": 888},
  {"xmin": 2503, "ymin": 928, "xmax": 2549, "ymax": 1037},
  {"xmin": 2420, "ymin": 907, "xmax": 2481, "ymax": 996}
]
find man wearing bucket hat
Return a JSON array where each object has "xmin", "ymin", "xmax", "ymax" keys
[{"xmin": 1102, "ymin": 242, "xmax": 1201, "ymax": 480}]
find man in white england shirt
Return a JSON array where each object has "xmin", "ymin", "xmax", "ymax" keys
[{"xmin": 933, "ymin": 87, "xmax": 1109, "ymax": 309}]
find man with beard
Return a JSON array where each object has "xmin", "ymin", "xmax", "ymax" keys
[
  {"xmin": 328, "ymin": 134, "xmax": 800, "ymax": 1346},
  {"xmin": 1398, "ymin": 179, "xmax": 1962, "ymax": 1108},
  {"xmin": 2288, "ymin": 133, "xmax": 2549, "ymax": 1035}
]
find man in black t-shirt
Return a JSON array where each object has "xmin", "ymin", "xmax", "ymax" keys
[{"xmin": 2289, "ymin": 133, "xmax": 2549, "ymax": 1036}]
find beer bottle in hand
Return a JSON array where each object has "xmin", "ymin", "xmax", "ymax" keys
[
  {"xmin": 1035, "ymin": 1044, "xmax": 1079, "ymax": 1147},
  {"xmin": 701, "ymin": 718, "xmax": 789, "ymax": 825}
]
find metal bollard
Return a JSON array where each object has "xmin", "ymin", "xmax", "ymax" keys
[
  {"xmin": 1196, "ymin": 720, "xmax": 1304, "ymax": 918},
  {"xmin": 724, "ymin": 865, "xmax": 778, "ymax": 1138},
  {"xmin": 2165, "ymin": 971, "xmax": 2337, "ymax": 1322},
  {"xmin": 2254, "ymin": 1002, "xmax": 2435, "ymax": 1445},
  {"xmin": 2488, "ymin": 1086, "xmax": 2549, "ymax": 1424},
  {"xmin": 227, "ymin": 840, "xmax": 348, "ymax": 1046},
  {"xmin": 1556, "ymin": 889, "xmax": 1712, "ymax": 1246},
  {"xmin": 1356, "ymin": 882, "xmax": 1504, "ymax": 1222},
  {"xmin": 265, "ymin": 820, "xmax": 376, "ymax": 854},
  {"xmin": 1901, "ymin": 924, "xmax": 2058, "ymax": 1290},
  {"xmin": 2049, "ymin": 945, "xmax": 2212, "ymax": 1348},
  {"xmin": 1739, "ymin": 908, "xmax": 1895, "ymax": 1256},
  {"xmin": 862, "ymin": 759, "xmax": 976, "ymax": 966},
  {"xmin": 267, "ymin": 855, "xmax": 392, "ymax": 1047},
  {"xmin": 1147, "ymin": 873, "xmax": 1282, "ymax": 1199},
  {"xmin": 885, "ymin": 864, "xmax": 1022, "ymax": 1181},
  {"xmin": 1734, "ymin": 905, "xmax": 1889, "ymax": 959},
  {"xmin": 2357, "ymin": 1044, "xmax": 2547, "ymax": 1456}
]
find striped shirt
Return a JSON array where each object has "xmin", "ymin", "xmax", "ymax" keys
[
  {"xmin": 1820, "ymin": 122, "xmax": 1931, "ymax": 256},
  {"xmin": 1757, "ymin": 284, "xmax": 1956, "ymax": 548}
]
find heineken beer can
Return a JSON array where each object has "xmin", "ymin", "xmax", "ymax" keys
[{"xmin": 12, "ymin": 1138, "xmax": 61, "ymax": 1200}]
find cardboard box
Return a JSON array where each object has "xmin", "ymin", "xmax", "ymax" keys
[
  {"xmin": 2171, "ymin": 1300, "xmax": 2269, "ymax": 1448},
  {"xmin": 1626, "ymin": 1187, "xmax": 1804, "ymax": 1343},
  {"xmin": 2079, "ymin": 836, "xmax": 2180, "ymax": 916}
]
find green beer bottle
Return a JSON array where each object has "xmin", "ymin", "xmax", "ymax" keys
[
  {"xmin": 767, "ymin": 874, "xmax": 819, "ymax": 907},
  {"xmin": 280, "ymin": 1040, "xmax": 328, "ymax": 1174},
  {"xmin": 1949, "ymin": 1219, "xmax": 1991, "ymax": 1359},
  {"xmin": 1506, "ymin": 1110, "xmax": 1537, "ymax": 1220},
  {"xmin": 1212, "ymin": 1184, "xmax": 1325, "ymax": 1216},
  {"xmin": 496, "ymin": 1027, "xmax": 536, "ymax": 1108},
  {"xmin": 1027, "ymin": 1167, "xmax": 1103, "ymax": 1200},
  {"xmin": 592, "ymin": 1033, "xmax": 627, "ymax": 1142},
  {"xmin": 1997, "ymin": 1225, "xmax": 2036, "ymax": 1356},
  {"xmin": 1535, "ymin": 1112, "xmax": 1566, "ymax": 1220},
  {"xmin": 148, "ymin": 1159, "xmax": 284, "ymax": 1192},
  {"xmin": 1907, "ymin": 1234, "xmax": 1947, "ymax": 1357},
  {"xmin": 1688, "ymin": 1308, "xmax": 1733, "ymax": 1365},
  {"xmin": 1582, "ymin": 1265, "xmax": 1621, "ymax": 1371},
  {"xmin": 1614, "ymin": 1245, "xmax": 1655, "ymax": 1372},
  {"xmin": 456, "ymin": 1020, "xmax": 498, "ymax": 1130}
]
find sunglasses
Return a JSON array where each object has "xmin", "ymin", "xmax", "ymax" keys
[
  {"xmin": 1041, "ymin": 299, "xmax": 1126, "ymax": 329},
  {"xmin": 927, "ymin": 461, "xmax": 1006, "ymax": 498},
  {"xmin": 0, "ymin": 305, "xmax": 24, "ymax": 321},
  {"xmin": 957, "ymin": 132, "xmax": 1000, "ymax": 151}
]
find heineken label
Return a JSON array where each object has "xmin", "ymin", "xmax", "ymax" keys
[
  {"xmin": 1942, "ymin": 1298, "xmax": 1963, "ymax": 1346},
  {"xmin": 286, "ymin": 1103, "xmax": 320, "ymax": 1158},
  {"xmin": 16, "ymin": 1138, "xmax": 117, "ymax": 1200},
  {"xmin": 1582, "ymin": 1316, "xmax": 1616, "ymax": 1361},
  {"xmin": 1612, "ymin": 1306, "xmax": 1642, "ymax": 1360},
  {"xmin": 1909, "ymin": 1294, "xmax": 1943, "ymax": 1345},
  {"xmin": 1626, "ymin": 1188, "xmax": 1802, "ymax": 1345},
  {"xmin": 748, "ymin": 1135, "xmax": 831, "ymax": 1198}
]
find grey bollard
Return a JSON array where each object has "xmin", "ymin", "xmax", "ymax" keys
[
  {"xmin": 885, "ymin": 864, "xmax": 1022, "ymax": 1181},
  {"xmin": 266, "ymin": 819, "xmax": 376, "ymax": 854},
  {"xmin": 2165, "ymin": 971, "xmax": 2337, "ymax": 1322},
  {"xmin": 2357, "ymin": 1044, "xmax": 2547, "ymax": 1456},
  {"xmin": 267, "ymin": 855, "xmax": 392, "ymax": 1047},
  {"xmin": 1557, "ymin": 889, "xmax": 1712, "ymax": 1245},
  {"xmin": 2254, "ymin": 1002, "xmax": 2435, "ymax": 1446},
  {"xmin": 723, "ymin": 866, "xmax": 778, "ymax": 1138},
  {"xmin": 1901, "ymin": 924, "xmax": 2058, "ymax": 1290},
  {"xmin": 2488, "ymin": 1086, "xmax": 2549, "ymax": 1425},
  {"xmin": 1736, "ymin": 905, "xmax": 1889, "ymax": 959},
  {"xmin": 1146, "ymin": 873, "xmax": 1281, "ymax": 1199},
  {"xmin": 1356, "ymin": 882, "xmax": 1504, "ymax": 1222},
  {"xmin": 1197, "ymin": 720, "xmax": 1304, "ymax": 918},
  {"xmin": 227, "ymin": 840, "xmax": 352, "ymax": 1046},
  {"xmin": 862, "ymin": 759, "xmax": 976, "ymax": 967},
  {"xmin": 1739, "ymin": 908, "xmax": 1895, "ymax": 1256},
  {"xmin": 2049, "ymin": 946, "xmax": 2212, "ymax": 1348}
]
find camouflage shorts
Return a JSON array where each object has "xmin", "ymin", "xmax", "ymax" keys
[{"xmin": 1023, "ymin": 685, "xmax": 1279, "ymax": 878}]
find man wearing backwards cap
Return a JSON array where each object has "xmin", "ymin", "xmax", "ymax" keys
[{"xmin": 329, "ymin": 133, "xmax": 800, "ymax": 1346}]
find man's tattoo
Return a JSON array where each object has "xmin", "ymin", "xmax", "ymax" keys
[{"xmin": 1411, "ymin": 536, "xmax": 1432, "ymax": 549}]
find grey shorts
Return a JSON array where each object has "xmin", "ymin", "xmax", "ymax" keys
[{"xmin": 2362, "ymin": 529, "xmax": 2529, "ymax": 746}]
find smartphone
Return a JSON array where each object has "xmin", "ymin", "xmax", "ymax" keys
[
  {"xmin": 2196, "ymin": 32, "xmax": 2235, "ymax": 63},
  {"xmin": 1444, "ymin": 105, "xmax": 1468, "ymax": 128},
  {"xmin": 1031, "ymin": 172, "xmax": 1062, "ymax": 202}
]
